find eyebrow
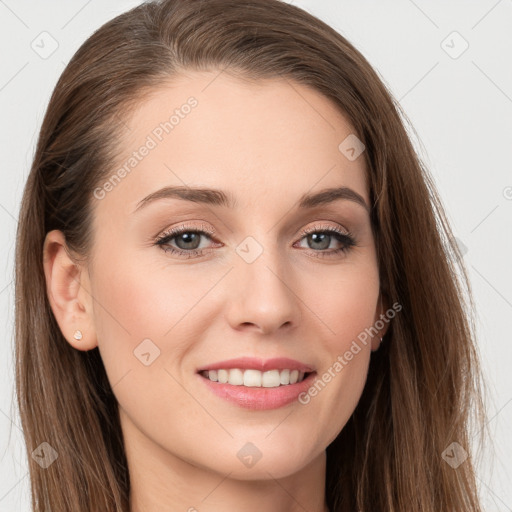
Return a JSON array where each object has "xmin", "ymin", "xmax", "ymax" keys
[{"xmin": 133, "ymin": 185, "xmax": 370, "ymax": 213}]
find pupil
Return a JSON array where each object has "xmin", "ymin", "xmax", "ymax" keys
[
  {"xmin": 177, "ymin": 232, "xmax": 200, "ymax": 250},
  {"xmin": 309, "ymin": 233, "xmax": 329, "ymax": 250}
]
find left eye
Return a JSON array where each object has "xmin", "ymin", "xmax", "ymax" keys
[
  {"xmin": 166, "ymin": 231, "xmax": 206, "ymax": 251},
  {"xmin": 296, "ymin": 231, "xmax": 344, "ymax": 251}
]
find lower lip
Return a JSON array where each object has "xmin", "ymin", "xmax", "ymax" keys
[{"xmin": 198, "ymin": 372, "xmax": 317, "ymax": 410}]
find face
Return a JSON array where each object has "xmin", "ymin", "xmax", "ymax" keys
[{"xmin": 46, "ymin": 70, "xmax": 388, "ymax": 482}]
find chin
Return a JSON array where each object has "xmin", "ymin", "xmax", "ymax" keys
[{"xmin": 202, "ymin": 436, "xmax": 319, "ymax": 481}]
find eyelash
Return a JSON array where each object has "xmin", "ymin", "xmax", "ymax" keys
[{"xmin": 154, "ymin": 222, "xmax": 357, "ymax": 259}]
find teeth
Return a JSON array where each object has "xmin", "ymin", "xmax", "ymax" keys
[
  {"xmin": 229, "ymin": 368, "xmax": 244, "ymax": 385},
  {"xmin": 261, "ymin": 370, "xmax": 280, "ymax": 387},
  {"xmin": 244, "ymin": 369, "xmax": 262, "ymax": 387},
  {"xmin": 202, "ymin": 368, "xmax": 309, "ymax": 387}
]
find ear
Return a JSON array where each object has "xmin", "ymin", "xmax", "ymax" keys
[
  {"xmin": 371, "ymin": 292, "xmax": 391, "ymax": 352},
  {"xmin": 42, "ymin": 230, "xmax": 97, "ymax": 351}
]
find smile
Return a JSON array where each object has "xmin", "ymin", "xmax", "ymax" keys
[{"xmin": 200, "ymin": 368, "xmax": 311, "ymax": 387}]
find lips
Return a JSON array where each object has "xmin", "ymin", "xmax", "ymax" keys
[
  {"xmin": 196, "ymin": 357, "xmax": 317, "ymax": 410},
  {"xmin": 198, "ymin": 370, "xmax": 317, "ymax": 410},
  {"xmin": 197, "ymin": 356, "xmax": 314, "ymax": 373}
]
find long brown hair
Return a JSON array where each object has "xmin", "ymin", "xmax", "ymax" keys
[{"xmin": 14, "ymin": 0, "xmax": 489, "ymax": 510}]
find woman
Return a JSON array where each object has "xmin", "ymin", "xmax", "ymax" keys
[{"xmin": 14, "ymin": 0, "xmax": 488, "ymax": 510}]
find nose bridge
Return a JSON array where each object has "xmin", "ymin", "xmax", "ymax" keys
[{"xmin": 227, "ymin": 233, "xmax": 300, "ymax": 332}]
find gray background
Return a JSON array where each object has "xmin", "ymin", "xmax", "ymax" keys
[{"xmin": 1, "ymin": 0, "xmax": 511, "ymax": 510}]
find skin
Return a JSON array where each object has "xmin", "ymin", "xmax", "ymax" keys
[{"xmin": 43, "ymin": 70, "xmax": 389, "ymax": 512}]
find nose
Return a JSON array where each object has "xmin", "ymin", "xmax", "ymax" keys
[{"xmin": 225, "ymin": 244, "xmax": 301, "ymax": 335}]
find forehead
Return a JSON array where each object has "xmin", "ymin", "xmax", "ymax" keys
[{"xmin": 95, "ymin": 70, "xmax": 369, "ymax": 218}]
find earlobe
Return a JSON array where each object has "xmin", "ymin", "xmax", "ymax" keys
[{"xmin": 42, "ymin": 230, "xmax": 97, "ymax": 351}]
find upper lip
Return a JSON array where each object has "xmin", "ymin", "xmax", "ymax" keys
[{"xmin": 197, "ymin": 357, "xmax": 315, "ymax": 373}]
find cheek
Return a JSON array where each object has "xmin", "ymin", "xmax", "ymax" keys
[
  {"xmin": 89, "ymin": 252, "xmax": 197, "ymax": 381},
  {"xmin": 91, "ymin": 250, "xmax": 213, "ymax": 342},
  {"xmin": 297, "ymin": 263, "xmax": 378, "ymax": 438},
  {"xmin": 308, "ymin": 261, "xmax": 380, "ymax": 349},
  {"xmin": 89, "ymin": 248, "xmax": 231, "ymax": 393},
  {"xmin": 89, "ymin": 253, "xmax": 209, "ymax": 428}
]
